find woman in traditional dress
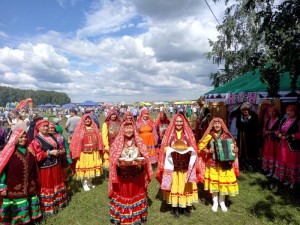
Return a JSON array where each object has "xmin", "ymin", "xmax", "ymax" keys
[
  {"xmin": 122, "ymin": 111, "xmax": 136, "ymax": 124},
  {"xmin": 262, "ymin": 107, "xmax": 280, "ymax": 177},
  {"xmin": 102, "ymin": 109, "xmax": 121, "ymax": 169},
  {"xmin": 69, "ymin": 114, "xmax": 104, "ymax": 191},
  {"xmin": 156, "ymin": 114, "xmax": 199, "ymax": 217},
  {"xmin": 48, "ymin": 122, "xmax": 74, "ymax": 194},
  {"xmin": 0, "ymin": 129, "xmax": 42, "ymax": 224},
  {"xmin": 137, "ymin": 109, "xmax": 158, "ymax": 164},
  {"xmin": 29, "ymin": 120, "xmax": 67, "ymax": 215},
  {"xmin": 198, "ymin": 118, "xmax": 239, "ymax": 212},
  {"xmin": 274, "ymin": 105, "xmax": 300, "ymax": 188},
  {"xmin": 108, "ymin": 121, "xmax": 153, "ymax": 225},
  {"xmin": 154, "ymin": 111, "xmax": 170, "ymax": 149}
]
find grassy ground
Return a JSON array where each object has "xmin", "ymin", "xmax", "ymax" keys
[{"xmin": 39, "ymin": 112, "xmax": 300, "ymax": 225}]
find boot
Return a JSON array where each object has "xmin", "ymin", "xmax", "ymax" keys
[
  {"xmin": 87, "ymin": 179, "xmax": 95, "ymax": 188},
  {"xmin": 212, "ymin": 193, "xmax": 218, "ymax": 212},
  {"xmin": 82, "ymin": 179, "xmax": 90, "ymax": 191},
  {"xmin": 171, "ymin": 207, "xmax": 179, "ymax": 218},
  {"xmin": 219, "ymin": 194, "xmax": 227, "ymax": 212}
]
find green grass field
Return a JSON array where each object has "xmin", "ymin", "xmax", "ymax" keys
[{"xmin": 39, "ymin": 112, "xmax": 300, "ymax": 225}]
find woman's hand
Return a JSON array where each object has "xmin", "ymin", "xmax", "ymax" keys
[
  {"xmin": 50, "ymin": 149, "xmax": 59, "ymax": 156},
  {"xmin": 1, "ymin": 190, "xmax": 7, "ymax": 196}
]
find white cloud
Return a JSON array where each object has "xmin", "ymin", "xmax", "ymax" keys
[{"xmin": 0, "ymin": 0, "xmax": 228, "ymax": 103}]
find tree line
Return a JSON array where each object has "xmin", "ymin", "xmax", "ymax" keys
[{"xmin": 0, "ymin": 86, "xmax": 71, "ymax": 107}]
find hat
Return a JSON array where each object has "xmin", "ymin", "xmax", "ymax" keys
[
  {"xmin": 240, "ymin": 102, "xmax": 252, "ymax": 111},
  {"xmin": 53, "ymin": 118, "xmax": 60, "ymax": 125}
]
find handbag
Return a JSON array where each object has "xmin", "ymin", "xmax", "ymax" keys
[{"xmin": 286, "ymin": 137, "xmax": 300, "ymax": 152}]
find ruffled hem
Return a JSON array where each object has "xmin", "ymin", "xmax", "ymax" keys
[{"xmin": 109, "ymin": 192, "xmax": 148, "ymax": 225}]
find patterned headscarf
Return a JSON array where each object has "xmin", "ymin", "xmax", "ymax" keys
[
  {"xmin": 122, "ymin": 111, "xmax": 136, "ymax": 124},
  {"xmin": 104, "ymin": 109, "xmax": 120, "ymax": 122},
  {"xmin": 286, "ymin": 105, "xmax": 297, "ymax": 112},
  {"xmin": 156, "ymin": 114, "xmax": 200, "ymax": 183},
  {"xmin": 198, "ymin": 117, "xmax": 240, "ymax": 180},
  {"xmin": 34, "ymin": 120, "xmax": 49, "ymax": 137},
  {"xmin": 0, "ymin": 129, "xmax": 30, "ymax": 173},
  {"xmin": 69, "ymin": 114, "xmax": 103, "ymax": 159},
  {"xmin": 108, "ymin": 121, "xmax": 153, "ymax": 198},
  {"xmin": 154, "ymin": 111, "xmax": 170, "ymax": 129},
  {"xmin": 137, "ymin": 109, "xmax": 154, "ymax": 126}
]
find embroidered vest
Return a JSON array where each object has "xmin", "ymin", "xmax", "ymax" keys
[
  {"xmin": 6, "ymin": 150, "xmax": 38, "ymax": 199},
  {"xmin": 107, "ymin": 122, "xmax": 120, "ymax": 146},
  {"xmin": 82, "ymin": 128, "xmax": 99, "ymax": 153},
  {"xmin": 36, "ymin": 134, "xmax": 58, "ymax": 168}
]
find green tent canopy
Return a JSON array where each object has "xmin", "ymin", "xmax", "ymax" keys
[{"xmin": 205, "ymin": 70, "xmax": 299, "ymax": 95}]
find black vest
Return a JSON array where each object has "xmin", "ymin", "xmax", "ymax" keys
[{"xmin": 35, "ymin": 134, "xmax": 59, "ymax": 168}]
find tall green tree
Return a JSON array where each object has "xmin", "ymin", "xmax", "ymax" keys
[{"xmin": 206, "ymin": 0, "xmax": 299, "ymax": 97}]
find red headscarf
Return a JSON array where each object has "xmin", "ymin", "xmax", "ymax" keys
[
  {"xmin": 108, "ymin": 121, "xmax": 153, "ymax": 198},
  {"xmin": 198, "ymin": 117, "xmax": 240, "ymax": 181},
  {"xmin": 0, "ymin": 129, "xmax": 30, "ymax": 173},
  {"xmin": 156, "ymin": 114, "xmax": 200, "ymax": 183},
  {"xmin": 69, "ymin": 114, "xmax": 104, "ymax": 159},
  {"xmin": 154, "ymin": 111, "xmax": 170, "ymax": 129},
  {"xmin": 104, "ymin": 109, "xmax": 121, "ymax": 122},
  {"xmin": 137, "ymin": 109, "xmax": 154, "ymax": 126},
  {"xmin": 122, "ymin": 111, "xmax": 136, "ymax": 125},
  {"xmin": 34, "ymin": 120, "xmax": 49, "ymax": 137},
  {"xmin": 286, "ymin": 105, "xmax": 297, "ymax": 112}
]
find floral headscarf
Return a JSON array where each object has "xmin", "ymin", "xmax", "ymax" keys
[
  {"xmin": 0, "ymin": 129, "xmax": 30, "ymax": 173},
  {"xmin": 154, "ymin": 111, "xmax": 170, "ymax": 129},
  {"xmin": 156, "ymin": 114, "xmax": 200, "ymax": 183},
  {"xmin": 108, "ymin": 121, "xmax": 153, "ymax": 197},
  {"xmin": 198, "ymin": 117, "xmax": 240, "ymax": 180},
  {"xmin": 69, "ymin": 114, "xmax": 103, "ymax": 159}
]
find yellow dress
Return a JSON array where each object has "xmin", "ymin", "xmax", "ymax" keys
[
  {"xmin": 198, "ymin": 134, "xmax": 239, "ymax": 196},
  {"xmin": 102, "ymin": 122, "xmax": 110, "ymax": 169},
  {"xmin": 75, "ymin": 126, "xmax": 103, "ymax": 179},
  {"xmin": 163, "ymin": 131, "xmax": 198, "ymax": 207}
]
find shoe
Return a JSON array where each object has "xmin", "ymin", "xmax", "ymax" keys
[
  {"xmin": 219, "ymin": 195, "xmax": 228, "ymax": 212},
  {"xmin": 82, "ymin": 180, "xmax": 90, "ymax": 191},
  {"xmin": 283, "ymin": 181, "xmax": 291, "ymax": 186},
  {"xmin": 183, "ymin": 208, "xmax": 191, "ymax": 217},
  {"xmin": 212, "ymin": 193, "xmax": 218, "ymax": 212},
  {"xmin": 266, "ymin": 172, "xmax": 273, "ymax": 177},
  {"xmin": 290, "ymin": 182, "xmax": 295, "ymax": 189},
  {"xmin": 171, "ymin": 208, "xmax": 179, "ymax": 218},
  {"xmin": 87, "ymin": 179, "xmax": 95, "ymax": 188}
]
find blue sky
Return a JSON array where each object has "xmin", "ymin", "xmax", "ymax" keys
[{"xmin": 0, "ymin": 0, "xmax": 227, "ymax": 103}]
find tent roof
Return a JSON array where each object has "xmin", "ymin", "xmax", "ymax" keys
[
  {"xmin": 205, "ymin": 70, "xmax": 299, "ymax": 95},
  {"xmin": 79, "ymin": 100, "xmax": 100, "ymax": 106}
]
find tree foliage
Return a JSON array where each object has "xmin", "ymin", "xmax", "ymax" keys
[
  {"xmin": 206, "ymin": 0, "xmax": 299, "ymax": 97},
  {"xmin": 0, "ymin": 86, "xmax": 71, "ymax": 107}
]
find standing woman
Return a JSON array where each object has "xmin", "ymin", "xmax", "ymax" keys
[
  {"xmin": 154, "ymin": 111, "xmax": 171, "ymax": 149},
  {"xmin": 108, "ymin": 121, "xmax": 153, "ymax": 225},
  {"xmin": 274, "ymin": 105, "xmax": 300, "ymax": 188},
  {"xmin": 156, "ymin": 114, "xmax": 199, "ymax": 217},
  {"xmin": 0, "ymin": 129, "xmax": 42, "ymax": 224},
  {"xmin": 137, "ymin": 109, "xmax": 158, "ymax": 164},
  {"xmin": 198, "ymin": 118, "xmax": 239, "ymax": 212},
  {"xmin": 102, "ymin": 109, "xmax": 121, "ymax": 169},
  {"xmin": 69, "ymin": 114, "xmax": 104, "ymax": 191},
  {"xmin": 29, "ymin": 120, "xmax": 67, "ymax": 215},
  {"xmin": 262, "ymin": 107, "xmax": 280, "ymax": 177}
]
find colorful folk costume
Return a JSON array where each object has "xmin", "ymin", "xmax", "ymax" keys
[
  {"xmin": 69, "ymin": 114, "xmax": 104, "ymax": 191},
  {"xmin": 137, "ymin": 109, "xmax": 158, "ymax": 164},
  {"xmin": 262, "ymin": 107, "xmax": 280, "ymax": 177},
  {"xmin": 102, "ymin": 109, "xmax": 121, "ymax": 169},
  {"xmin": 29, "ymin": 120, "xmax": 67, "ymax": 215},
  {"xmin": 48, "ymin": 122, "xmax": 74, "ymax": 194},
  {"xmin": 108, "ymin": 121, "xmax": 153, "ymax": 225},
  {"xmin": 156, "ymin": 114, "xmax": 199, "ymax": 217},
  {"xmin": 274, "ymin": 105, "xmax": 300, "ymax": 188},
  {"xmin": 154, "ymin": 111, "xmax": 170, "ymax": 148},
  {"xmin": 236, "ymin": 102, "xmax": 260, "ymax": 171},
  {"xmin": 198, "ymin": 118, "xmax": 239, "ymax": 212},
  {"xmin": 0, "ymin": 129, "xmax": 42, "ymax": 224},
  {"xmin": 195, "ymin": 97, "xmax": 211, "ymax": 143}
]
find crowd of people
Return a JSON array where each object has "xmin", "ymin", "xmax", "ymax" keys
[{"xmin": 0, "ymin": 99, "xmax": 299, "ymax": 225}]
